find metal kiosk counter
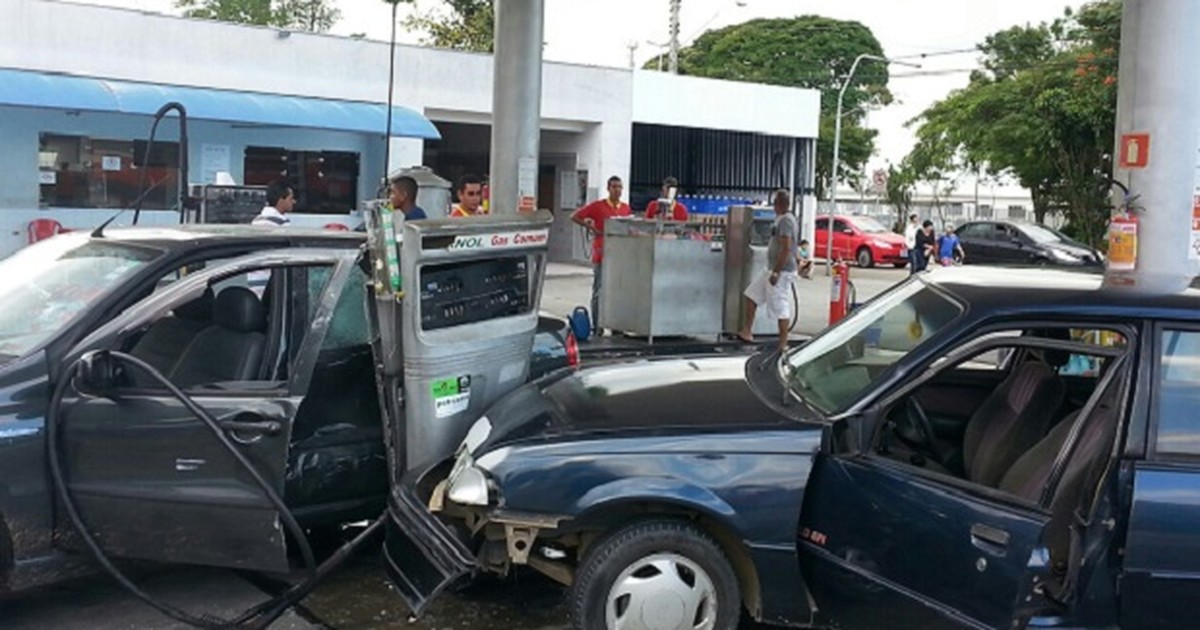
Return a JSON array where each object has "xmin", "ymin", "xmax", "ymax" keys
[{"xmin": 599, "ymin": 218, "xmax": 724, "ymax": 341}]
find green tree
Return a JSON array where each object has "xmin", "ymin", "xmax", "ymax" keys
[
  {"xmin": 176, "ymin": 0, "xmax": 275, "ymax": 25},
  {"xmin": 884, "ymin": 163, "xmax": 915, "ymax": 230},
  {"xmin": 176, "ymin": 0, "xmax": 340, "ymax": 32},
  {"xmin": 276, "ymin": 0, "xmax": 340, "ymax": 32},
  {"xmin": 400, "ymin": 0, "xmax": 494, "ymax": 53},
  {"xmin": 906, "ymin": 0, "xmax": 1119, "ymax": 245},
  {"xmin": 646, "ymin": 16, "xmax": 891, "ymax": 199}
]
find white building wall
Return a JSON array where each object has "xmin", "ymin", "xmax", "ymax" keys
[{"xmin": 633, "ymin": 71, "xmax": 821, "ymax": 138}]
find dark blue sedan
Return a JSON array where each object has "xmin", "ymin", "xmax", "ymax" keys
[{"xmin": 386, "ymin": 265, "xmax": 1197, "ymax": 630}]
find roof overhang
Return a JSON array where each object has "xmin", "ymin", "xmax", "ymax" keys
[{"xmin": 0, "ymin": 67, "xmax": 440, "ymax": 140}]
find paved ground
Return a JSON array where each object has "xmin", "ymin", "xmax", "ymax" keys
[{"xmin": 2, "ymin": 262, "xmax": 909, "ymax": 629}]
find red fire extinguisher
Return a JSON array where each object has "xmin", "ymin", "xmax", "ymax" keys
[
  {"xmin": 1107, "ymin": 211, "xmax": 1137, "ymax": 271},
  {"xmin": 829, "ymin": 261, "xmax": 852, "ymax": 325}
]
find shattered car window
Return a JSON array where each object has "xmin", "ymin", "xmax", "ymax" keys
[{"xmin": 0, "ymin": 235, "xmax": 160, "ymax": 360}]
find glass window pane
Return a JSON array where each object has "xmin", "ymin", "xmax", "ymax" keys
[
  {"xmin": 38, "ymin": 134, "xmax": 179, "ymax": 210},
  {"xmin": 1158, "ymin": 330, "xmax": 1200, "ymax": 455},
  {"xmin": 322, "ymin": 268, "xmax": 370, "ymax": 351}
]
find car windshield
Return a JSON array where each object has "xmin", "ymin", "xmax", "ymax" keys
[
  {"xmin": 0, "ymin": 235, "xmax": 161, "ymax": 361},
  {"xmin": 853, "ymin": 216, "xmax": 891, "ymax": 234},
  {"xmin": 781, "ymin": 279, "xmax": 963, "ymax": 414},
  {"xmin": 1018, "ymin": 223, "xmax": 1067, "ymax": 245}
]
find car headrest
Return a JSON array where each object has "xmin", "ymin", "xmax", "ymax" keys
[
  {"xmin": 175, "ymin": 287, "xmax": 215, "ymax": 321},
  {"xmin": 1033, "ymin": 328, "xmax": 1072, "ymax": 368},
  {"xmin": 213, "ymin": 287, "xmax": 267, "ymax": 333}
]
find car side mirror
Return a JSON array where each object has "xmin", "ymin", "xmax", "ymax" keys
[
  {"xmin": 843, "ymin": 228, "xmax": 855, "ymax": 235},
  {"xmin": 826, "ymin": 413, "xmax": 871, "ymax": 455},
  {"xmin": 74, "ymin": 351, "xmax": 119, "ymax": 397},
  {"xmin": 1012, "ymin": 238, "xmax": 1024, "ymax": 247}
]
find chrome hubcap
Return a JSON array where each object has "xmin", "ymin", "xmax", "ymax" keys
[{"xmin": 604, "ymin": 553, "xmax": 717, "ymax": 630}]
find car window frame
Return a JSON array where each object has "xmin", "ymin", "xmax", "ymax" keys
[
  {"xmin": 64, "ymin": 248, "xmax": 356, "ymax": 397},
  {"xmin": 1147, "ymin": 321, "xmax": 1200, "ymax": 464},
  {"xmin": 956, "ymin": 222, "xmax": 990, "ymax": 240},
  {"xmin": 842, "ymin": 325, "xmax": 1132, "ymax": 507}
]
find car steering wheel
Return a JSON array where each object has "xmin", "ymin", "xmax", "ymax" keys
[{"xmin": 903, "ymin": 397, "xmax": 940, "ymax": 454}]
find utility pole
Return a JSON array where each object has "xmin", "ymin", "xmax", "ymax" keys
[
  {"xmin": 1105, "ymin": 0, "xmax": 1200, "ymax": 292},
  {"xmin": 490, "ymin": 0, "xmax": 545, "ymax": 214},
  {"xmin": 668, "ymin": 0, "xmax": 681, "ymax": 74}
]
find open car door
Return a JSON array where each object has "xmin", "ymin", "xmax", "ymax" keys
[
  {"xmin": 797, "ymin": 333, "xmax": 1130, "ymax": 629},
  {"xmin": 52, "ymin": 249, "xmax": 357, "ymax": 573}
]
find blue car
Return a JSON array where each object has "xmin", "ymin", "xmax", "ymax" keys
[{"xmin": 385, "ymin": 265, "xmax": 1196, "ymax": 630}]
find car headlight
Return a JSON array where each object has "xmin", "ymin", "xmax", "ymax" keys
[
  {"xmin": 447, "ymin": 460, "xmax": 490, "ymax": 506},
  {"xmin": 873, "ymin": 240, "xmax": 894, "ymax": 249},
  {"xmin": 1049, "ymin": 249, "xmax": 1080, "ymax": 262}
]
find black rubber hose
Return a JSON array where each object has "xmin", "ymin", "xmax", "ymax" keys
[
  {"xmin": 232, "ymin": 516, "xmax": 387, "ymax": 629},
  {"xmin": 45, "ymin": 351, "xmax": 344, "ymax": 628}
]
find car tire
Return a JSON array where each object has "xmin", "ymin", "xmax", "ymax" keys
[
  {"xmin": 569, "ymin": 520, "xmax": 740, "ymax": 630},
  {"xmin": 856, "ymin": 247, "xmax": 874, "ymax": 268}
]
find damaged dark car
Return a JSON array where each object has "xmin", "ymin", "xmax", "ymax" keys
[
  {"xmin": 387, "ymin": 267, "xmax": 1198, "ymax": 630},
  {"xmin": 0, "ymin": 226, "xmax": 576, "ymax": 595}
]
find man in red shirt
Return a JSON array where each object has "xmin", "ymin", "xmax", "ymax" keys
[
  {"xmin": 644, "ymin": 176, "xmax": 689, "ymax": 221},
  {"xmin": 572, "ymin": 176, "xmax": 632, "ymax": 334}
]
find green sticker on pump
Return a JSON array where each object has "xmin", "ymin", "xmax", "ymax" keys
[
  {"xmin": 431, "ymin": 378, "xmax": 459, "ymax": 398},
  {"xmin": 431, "ymin": 376, "xmax": 472, "ymax": 418}
]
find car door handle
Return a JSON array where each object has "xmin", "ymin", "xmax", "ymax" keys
[
  {"xmin": 970, "ymin": 523, "xmax": 1011, "ymax": 553},
  {"xmin": 218, "ymin": 418, "xmax": 282, "ymax": 437}
]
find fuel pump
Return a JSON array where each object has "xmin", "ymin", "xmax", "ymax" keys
[{"xmin": 365, "ymin": 210, "xmax": 553, "ymax": 474}]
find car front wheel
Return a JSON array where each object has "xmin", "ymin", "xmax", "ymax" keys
[
  {"xmin": 856, "ymin": 247, "xmax": 874, "ymax": 268},
  {"xmin": 570, "ymin": 520, "xmax": 740, "ymax": 630}
]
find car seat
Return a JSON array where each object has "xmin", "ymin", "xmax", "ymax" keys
[{"xmin": 169, "ymin": 287, "xmax": 268, "ymax": 387}]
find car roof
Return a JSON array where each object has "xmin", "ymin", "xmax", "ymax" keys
[
  {"xmin": 81, "ymin": 224, "xmax": 364, "ymax": 251},
  {"xmin": 922, "ymin": 266, "xmax": 1200, "ymax": 320}
]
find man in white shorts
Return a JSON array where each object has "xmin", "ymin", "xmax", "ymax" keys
[{"xmin": 737, "ymin": 189, "xmax": 797, "ymax": 354}]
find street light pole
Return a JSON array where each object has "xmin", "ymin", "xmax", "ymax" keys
[
  {"xmin": 668, "ymin": 0, "xmax": 681, "ymax": 73},
  {"xmin": 826, "ymin": 53, "xmax": 919, "ymax": 274}
]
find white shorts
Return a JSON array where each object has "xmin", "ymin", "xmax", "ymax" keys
[{"xmin": 743, "ymin": 269, "xmax": 796, "ymax": 320}]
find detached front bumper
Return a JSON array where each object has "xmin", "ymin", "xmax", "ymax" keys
[{"xmin": 383, "ymin": 476, "xmax": 477, "ymax": 617}]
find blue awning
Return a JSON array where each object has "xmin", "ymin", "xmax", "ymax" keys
[{"xmin": 0, "ymin": 68, "xmax": 440, "ymax": 139}]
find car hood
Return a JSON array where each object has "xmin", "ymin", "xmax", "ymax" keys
[
  {"xmin": 468, "ymin": 355, "xmax": 805, "ymax": 454},
  {"xmin": 866, "ymin": 232, "xmax": 906, "ymax": 245},
  {"xmin": 1043, "ymin": 240, "xmax": 1100, "ymax": 260}
]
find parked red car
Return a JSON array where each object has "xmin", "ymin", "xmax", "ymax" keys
[{"xmin": 814, "ymin": 214, "xmax": 908, "ymax": 268}]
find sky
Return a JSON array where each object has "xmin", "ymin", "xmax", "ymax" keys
[{"xmin": 66, "ymin": 0, "xmax": 1088, "ymax": 175}]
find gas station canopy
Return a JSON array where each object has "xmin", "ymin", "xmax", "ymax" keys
[{"xmin": 0, "ymin": 68, "xmax": 441, "ymax": 140}]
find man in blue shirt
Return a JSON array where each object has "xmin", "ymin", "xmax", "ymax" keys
[
  {"xmin": 938, "ymin": 223, "xmax": 965, "ymax": 266},
  {"xmin": 390, "ymin": 175, "xmax": 427, "ymax": 220}
]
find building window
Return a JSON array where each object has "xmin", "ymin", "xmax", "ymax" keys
[
  {"xmin": 977, "ymin": 205, "xmax": 993, "ymax": 219},
  {"xmin": 38, "ymin": 134, "xmax": 180, "ymax": 210},
  {"xmin": 1008, "ymin": 206, "xmax": 1027, "ymax": 220},
  {"xmin": 947, "ymin": 203, "xmax": 963, "ymax": 217},
  {"xmin": 244, "ymin": 147, "xmax": 360, "ymax": 214}
]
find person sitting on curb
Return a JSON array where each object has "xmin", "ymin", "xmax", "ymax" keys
[{"xmin": 796, "ymin": 238, "xmax": 814, "ymax": 279}]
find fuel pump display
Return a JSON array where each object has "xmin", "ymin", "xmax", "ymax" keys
[{"xmin": 420, "ymin": 257, "xmax": 531, "ymax": 330}]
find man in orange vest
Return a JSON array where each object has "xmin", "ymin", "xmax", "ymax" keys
[
  {"xmin": 644, "ymin": 176, "xmax": 688, "ymax": 221},
  {"xmin": 572, "ymin": 175, "xmax": 632, "ymax": 334},
  {"xmin": 449, "ymin": 174, "xmax": 488, "ymax": 217}
]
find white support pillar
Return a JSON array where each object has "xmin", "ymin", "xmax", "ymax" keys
[
  {"xmin": 490, "ymin": 0, "xmax": 545, "ymax": 215},
  {"xmin": 1107, "ymin": 0, "xmax": 1200, "ymax": 292}
]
